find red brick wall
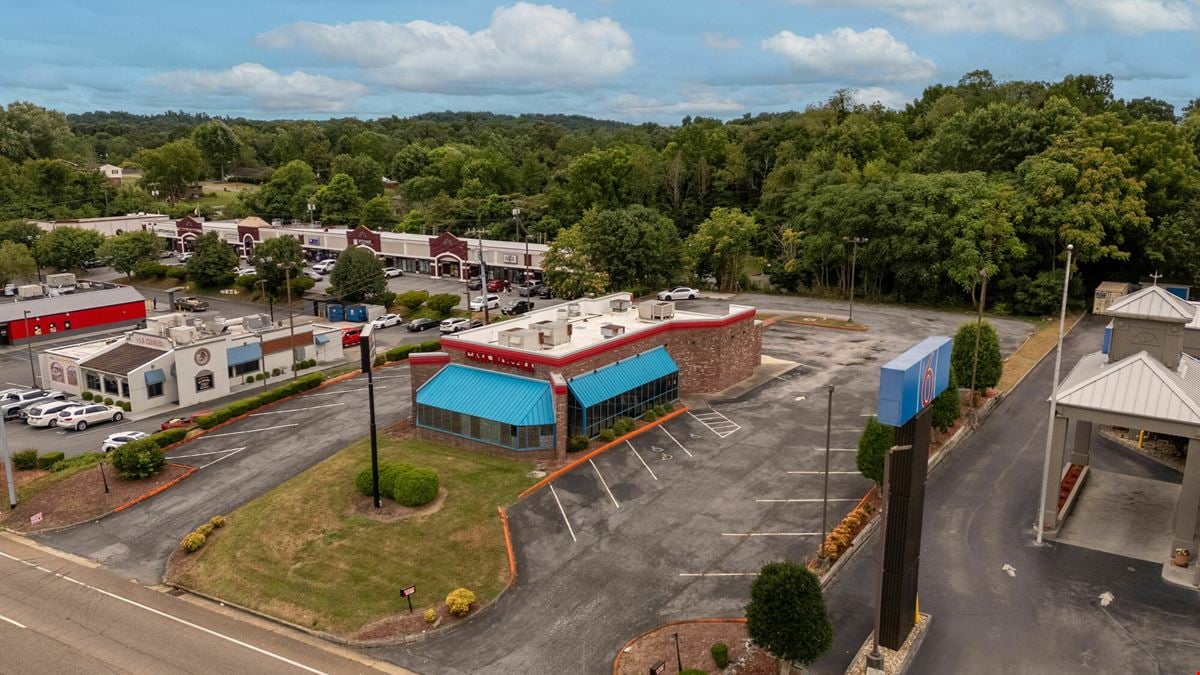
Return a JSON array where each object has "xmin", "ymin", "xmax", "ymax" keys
[{"xmin": 413, "ymin": 427, "xmax": 557, "ymax": 463}]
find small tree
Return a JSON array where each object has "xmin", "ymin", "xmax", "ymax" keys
[
  {"xmin": 187, "ymin": 232, "xmax": 238, "ymax": 288},
  {"xmin": 426, "ymin": 293, "xmax": 460, "ymax": 316},
  {"xmin": 745, "ymin": 561, "xmax": 833, "ymax": 670},
  {"xmin": 111, "ymin": 438, "xmax": 165, "ymax": 480},
  {"xmin": 396, "ymin": 289, "xmax": 429, "ymax": 311},
  {"xmin": 0, "ymin": 241, "xmax": 36, "ymax": 284},
  {"xmin": 930, "ymin": 369, "xmax": 961, "ymax": 433},
  {"xmin": 857, "ymin": 416, "xmax": 893, "ymax": 486},
  {"xmin": 97, "ymin": 230, "xmax": 163, "ymax": 277},
  {"xmin": 951, "ymin": 320, "xmax": 1002, "ymax": 393},
  {"xmin": 329, "ymin": 245, "xmax": 385, "ymax": 303}
]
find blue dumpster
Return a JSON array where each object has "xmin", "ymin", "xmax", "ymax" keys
[
  {"xmin": 346, "ymin": 304, "xmax": 368, "ymax": 323},
  {"xmin": 327, "ymin": 303, "xmax": 344, "ymax": 322}
]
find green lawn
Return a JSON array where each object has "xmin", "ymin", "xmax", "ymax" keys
[{"xmin": 171, "ymin": 436, "xmax": 537, "ymax": 635}]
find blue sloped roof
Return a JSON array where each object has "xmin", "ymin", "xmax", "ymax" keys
[
  {"xmin": 416, "ymin": 364, "xmax": 554, "ymax": 427},
  {"xmin": 568, "ymin": 347, "xmax": 678, "ymax": 408}
]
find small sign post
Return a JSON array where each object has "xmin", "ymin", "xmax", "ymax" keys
[{"xmin": 401, "ymin": 584, "xmax": 416, "ymax": 614}]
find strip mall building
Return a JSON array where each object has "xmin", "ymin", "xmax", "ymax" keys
[{"xmin": 408, "ymin": 293, "xmax": 762, "ymax": 461}]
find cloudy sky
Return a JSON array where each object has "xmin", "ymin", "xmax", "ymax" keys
[{"xmin": 3, "ymin": 0, "xmax": 1199, "ymax": 122}]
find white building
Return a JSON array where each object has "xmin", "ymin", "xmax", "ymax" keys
[
  {"xmin": 98, "ymin": 164, "xmax": 123, "ymax": 187},
  {"xmin": 40, "ymin": 312, "xmax": 345, "ymax": 412}
]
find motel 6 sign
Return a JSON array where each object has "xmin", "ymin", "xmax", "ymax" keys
[{"xmin": 876, "ymin": 336, "xmax": 952, "ymax": 427}]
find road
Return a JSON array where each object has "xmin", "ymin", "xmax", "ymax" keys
[
  {"xmin": 38, "ymin": 367, "xmax": 412, "ymax": 583},
  {"xmin": 0, "ymin": 534, "xmax": 403, "ymax": 674},
  {"xmin": 809, "ymin": 315, "xmax": 1200, "ymax": 674}
]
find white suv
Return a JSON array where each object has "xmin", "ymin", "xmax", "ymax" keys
[
  {"xmin": 102, "ymin": 431, "xmax": 148, "ymax": 452},
  {"xmin": 312, "ymin": 260, "xmax": 336, "ymax": 274},
  {"xmin": 439, "ymin": 318, "xmax": 469, "ymax": 333},
  {"xmin": 59, "ymin": 404, "xmax": 124, "ymax": 431},
  {"xmin": 24, "ymin": 401, "xmax": 80, "ymax": 428},
  {"xmin": 469, "ymin": 294, "xmax": 500, "ymax": 311}
]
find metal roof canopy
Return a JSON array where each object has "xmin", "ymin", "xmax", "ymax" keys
[
  {"xmin": 416, "ymin": 364, "xmax": 554, "ymax": 427},
  {"xmin": 1054, "ymin": 350, "xmax": 1200, "ymax": 434},
  {"xmin": 568, "ymin": 346, "xmax": 678, "ymax": 408},
  {"xmin": 1104, "ymin": 285, "xmax": 1195, "ymax": 323}
]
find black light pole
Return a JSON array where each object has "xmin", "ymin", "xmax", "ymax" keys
[
  {"xmin": 821, "ymin": 384, "xmax": 834, "ymax": 556},
  {"xmin": 672, "ymin": 632, "xmax": 682, "ymax": 672},
  {"xmin": 98, "ymin": 458, "xmax": 110, "ymax": 494},
  {"xmin": 1, "ymin": 418, "xmax": 16, "ymax": 509},
  {"xmin": 359, "ymin": 324, "xmax": 381, "ymax": 508},
  {"xmin": 844, "ymin": 236, "xmax": 868, "ymax": 323}
]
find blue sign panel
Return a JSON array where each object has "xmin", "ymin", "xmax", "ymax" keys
[{"xmin": 877, "ymin": 336, "xmax": 952, "ymax": 427}]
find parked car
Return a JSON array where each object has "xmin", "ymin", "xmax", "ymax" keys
[
  {"xmin": 440, "ymin": 318, "xmax": 470, "ymax": 333},
  {"xmin": 2, "ymin": 283, "xmax": 15, "ymax": 296},
  {"xmin": 383, "ymin": 267, "xmax": 403, "ymax": 278},
  {"xmin": 235, "ymin": 266, "xmax": 257, "ymax": 276},
  {"xmin": 175, "ymin": 296, "xmax": 209, "ymax": 312},
  {"xmin": 15, "ymin": 395, "xmax": 67, "ymax": 419},
  {"xmin": 160, "ymin": 412, "xmax": 209, "ymax": 431},
  {"xmin": 58, "ymin": 404, "xmax": 124, "ymax": 431},
  {"xmin": 406, "ymin": 317, "xmax": 439, "ymax": 332},
  {"xmin": 657, "ymin": 286, "xmax": 699, "ymax": 301},
  {"xmin": 159, "ymin": 249, "xmax": 175, "ymax": 259},
  {"xmin": 101, "ymin": 431, "xmax": 148, "ymax": 453},
  {"xmin": 24, "ymin": 401, "xmax": 79, "ymax": 428},
  {"xmin": 372, "ymin": 313, "xmax": 401, "ymax": 329},
  {"xmin": 82, "ymin": 258, "xmax": 105, "ymax": 268},
  {"xmin": 466, "ymin": 277, "xmax": 483, "ymax": 291},
  {"xmin": 1, "ymin": 390, "xmax": 66, "ymax": 419},
  {"xmin": 487, "ymin": 279, "xmax": 511, "ymax": 293},
  {"xmin": 341, "ymin": 327, "xmax": 362, "ymax": 347},
  {"xmin": 464, "ymin": 319, "xmax": 484, "ymax": 330},
  {"xmin": 312, "ymin": 259, "xmax": 336, "ymax": 274},
  {"xmin": 177, "ymin": 252, "xmax": 193, "ymax": 263},
  {"xmin": 518, "ymin": 282, "xmax": 546, "ymax": 297},
  {"xmin": 469, "ymin": 294, "xmax": 500, "ymax": 311},
  {"xmin": 536, "ymin": 285, "xmax": 553, "ymax": 299},
  {"xmin": 501, "ymin": 299, "xmax": 535, "ymax": 316}
]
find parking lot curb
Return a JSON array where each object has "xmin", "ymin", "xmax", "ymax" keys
[
  {"xmin": 517, "ymin": 406, "xmax": 691, "ymax": 501},
  {"xmin": 499, "ymin": 506, "xmax": 516, "ymax": 586},
  {"xmin": 611, "ymin": 618, "xmax": 747, "ymax": 675},
  {"xmin": 112, "ymin": 463, "xmax": 198, "ymax": 513}
]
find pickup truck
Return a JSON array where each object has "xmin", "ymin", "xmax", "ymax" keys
[
  {"xmin": 175, "ymin": 296, "xmax": 209, "ymax": 312},
  {"xmin": 1, "ymin": 390, "xmax": 67, "ymax": 420}
]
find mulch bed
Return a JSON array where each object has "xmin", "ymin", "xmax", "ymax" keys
[
  {"xmin": 2, "ymin": 463, "xmax": 192, "ymax": 533},
  {"xmin": 165, "ymin": 517, "xmax": 232, "ymax": 584},
  {"xmin": 348, "ymin": 488, "xmax": 447, "ymax": 522},
  {"xmin": 616, "ymin": 621, "xmax": 779, "ymax": 675},
  {"xmin": 351, "ymin": 605, "xmax": 474, "ymax": 642}
]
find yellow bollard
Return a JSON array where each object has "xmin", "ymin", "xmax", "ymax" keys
[
  {"xmin": 915, "ymin": 593, "xmax": 920, "ymax": 624},
  {"xmin": 1138, "ymin": 430, "xmax": 1144, "ymax": 449}
]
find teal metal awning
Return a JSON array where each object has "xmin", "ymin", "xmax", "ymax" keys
[
  {"xmin": 226, "ymin": 342, "xmax": 262, "ymax": 366},
  {"xmin": 144, "ymin": 369, "xmax": 165, "ymax": 385},
  {"xmin": 314, "ymin": 333, "xmax": 330, "ymax": 345},
  {"xmin": 568, "ymin": 347, "xmax": 678, "ymax": 408},
  {"xmin": 416, "ymin": 364, "xmax": 554, "ymax": 426}
]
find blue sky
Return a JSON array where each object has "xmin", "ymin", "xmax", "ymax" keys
[{"xmin": 2, "ymin": 0, "xmax": 1199, "ymax": 122}]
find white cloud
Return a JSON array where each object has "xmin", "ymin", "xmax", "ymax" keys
[
  {"xmin": 1066, "ymin": 0, "xmax": 1197, "ymax": 33},
  {"xmin": 149, "ymin": 63, "xmax": 367, "ymax": 112},
  {"xmin": 762, "ymin": 27, "xmax": 935, "ymax": 83},
  {"xmin": 611, "ymin": 88, "xmax": 745, "ymax": 116},
  {"xmin": 849, "ymin": 86, "xmax": 910, "ymax": 109},
  {"xmin": 257, "ymin": 3, "xmax": 634, "ymax": 93},
  {"xmin": 703, "ymin": 32, "xmax": 742, "ymax": 50},
  {"xmin": 792, "ymin": 1, "xmax": 1067, "ymax": 39}
]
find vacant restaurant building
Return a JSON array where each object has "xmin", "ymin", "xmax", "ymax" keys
[{"xmin": 408, "ymin": 293, "xmax": 762, "ymax": 462}]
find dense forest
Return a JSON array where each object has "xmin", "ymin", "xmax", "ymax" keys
[{"xmin": 2, "ymin": 70, "xmax": 1199, "ymax": 314}]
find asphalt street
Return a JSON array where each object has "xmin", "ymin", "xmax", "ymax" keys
[
  {"xmin": 0, "ymin": 534, "xmax": 402, "ymax": 674},
  {"xmin": 809, "ymin": 315, "xmax": 1200, "ymax": 674},
  {"xmin": 38, "ymin": 366, "xmax": 412, "ymax": 584},
  {"xmin": 372, "ymin": 299, "xmax": 1035, "ymax": 674}
]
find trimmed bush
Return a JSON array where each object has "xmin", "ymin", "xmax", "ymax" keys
[
  {"xmin": 445, "ymin": 588, "xmax": 476, "ymax": 617},
  {"xmin": 951, "ymin": 320, "xmax": 1002, "ymax": 392},
  {"xmin": 254, "ymin": 373, "xmax": 265, "ymax": 381},
  {"xmin": 271, "ymin": 368, "xmax": 281, "ymax": 377},
  {"xmin": 209, "ymin": 515, "xmax": 227, "ymax": 528},
  {"xmin": 567, "ymin": 434, "xmax": 589, "ymax": 452},
  {"xmin": 385, "ymin": 346, "xmax": 412, "ymax": 362},
  {"xmin": 354, "ymin": 465, "xmax": 377, "ymax": 496},
  {"xmin": 196, "ymin": 523, "xmax": 214, "ymax": 537},
  {"xmin": 397, "ymin": 290, "xmax": 430, "ymax": 311},
  {"xmin": 154, "ymin": 428, "xmax": 188, "ymax": 447},
  {"xmin": 245, "ymin": 376, "xmax": 254, "ymax": 384},
  {"xmin": 118, "ymin": 401, "xmax": 131, "ymax": 412},
  {"xmin": 375, "ymin": 355, "xmax": 387, "ymax": 367},
  {"xmin": 81, "ymin": 391, "xmax": 95, "ymax": 401},
  {"xmin": 612, "ymin": 417, "xmax": 635, "ymax": 436},
  {"xmin": 111, "ymin": 439, "xmax": 166, "ymax": 480},
  {"xmin": 393, "ymin": 467, "xmax": 439, "ymax": 507},
  {"xmin": 180, "ymin": 531, "xmax": 206, "ymax": 553},
  {"xmin": 424, "ymin": 608, "xmax": 438, "ymax": 624},
  {"xmin": 426, "ymin": 293, "xmax": 460, "ymax": 316},
  {"xmin": 418, "ymin": 340, "xmax": 441, "ymax": 352},
  {"xmin": 12, "ymin": 449, "xmax": 37, "ymax": 471},
  {"xmin": 37, "ymin": 451, "xmax": 65, "ymax": 469},
  {"xmin": 598, "ymin": 428, "xmax": 616, "ymax": 442},
  {"xmin": 103, "ymin": 397, "xmax": 114, "ymax": 406},
  {"xmin": 711, "ymin": 642, "xmax": 729, "ymax": 668},
  {"xmin": 745, "ymin": 561, "xmax": 833, "ymax": 666},
  {"xmin": 930, "ymin": 370, "xmax": 961, "ymax": 433},
  {"xmin": 643, "ymin": 409, "xmax": 658, "ymax": 422}
]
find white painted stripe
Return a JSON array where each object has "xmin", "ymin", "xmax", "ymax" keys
[
  {"xmin": 721, "ymin": 532, "xmax": 821, "ymax": 537},
  {"xmin": 786, "ymin": 471, "xmax": 861, "ymax": 475},
  {"xmin": 661, "ymin": 428, "xmax": 692, "ymax": 458},
  {"xmin": 0, "ymin": 613, "xmax": 26, "ymax": 629},
  {"xmin": 549, "ymin": 485, "xmax": 577, "ymax": 542},
  {"xmin": 627, "ymin": 440, "xmax": 658, "ymax": 481},
  {"xmin": 205, "ymin": 423, "xmax": 298, "ymax": 438},
  {"xmin": 198, "ymin": 447, "xmax": 247, "ymax": 470},
  {"xmin": 305, "ymin": 387, "xmax": 387, "ymax": 397},
  {"xmin": 590, "ymin": 459, "xmax": 619, "ymax": 508},
  {"xmin": 250, "ymin": 403, "xmax": 345, "ymax": 416},
  {"xmin": 169, "ymin": 447, "xmax": 244, "ymax": 459},
  {"xmin": 755, "ymin": 498, "xmax": 859, "ymax": 503},
  {"xmin": 0, "ymin": 551, "xmax": 326, "ymax": 674},
  {"xmin": 830, "ymin": 448, "xmax": 858, "ymax": 453},
  {"xmin": 678, "ymin": 572, "xmax": 758, "ymax": 577}
]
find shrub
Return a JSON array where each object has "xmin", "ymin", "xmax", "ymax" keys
[
  {"xmin": 567, "ymin": 434, "xmax": 590, "ymax": 452},
  {"xmin": 680, "ymin": 670, "xmax": 707, "ymax": 675},
  {"xmin": 209, "ymin": 515, "xmax": 227, "ymax": 528},
  {"xmin": 657, "ymin": 403, "xmax": 673, "ymax": 417},
  {"xmin": 612, "ymin": 417, "xmax": 635, "ymax": 436},
  {"xmin": 271, "ymin": 368, "xmax": 281, "ymax": 377},
  {"xmin": 81, "ymin": 391, "xmax": 94, "ymax": 401},
  {"xmin": 354, "ymin": 465, "xmax": 377, "ymax": 496},
  {"xmin": 423, "ymin": 608, "xmax": 438, "ymax": 624},
  {"xmin": 375, "ymin": 355, "xmax": 387, "ymax": 367},
  {"xmin": 254, "ymin": 373, "xmax": 265, "ymax": 381},
  {"xmin": 445, "ymin": 588, "xmax": 476, "ymax": 617},
  {"xmin": 103, "ymin": 397, "xmax": 114, "ymax": 406},
  {"xmin": 49, "ymin": 453, "xmax": 105, "ymax": 473},
  {"xmin": 118, "ymin": 401, "xmax": 131, "ymax": 412},
  {"xmin": 930, "ymin": 369, "xmax": 961, "ymax": 433},
  {"xmin": 369, "ymin": 290, "xmax": 396, "ymax": 309},
  {"xmin": 111, "ymin": 439, "xmax": 166, "ymax": 480},
  {"xmin": 385, "ymin": 345, "xmax": 412, "ymax": 362},
  {"xmin": 426, "ymin": 293, "xmax": 460, "ymax": 316},
  {"xmin": 132, "ymin": 260, "xmax": 169, "ymax": 279},
  {"xmin": 643, "ymin": 409, "xmax": 658, "ymax": 422},
  {"xmin": 180, "ymin": 532, "xmax": 206, "ymax": 553},
  {"xmin": 598, "ymin": 428, "xmax": 616, "ymax": 442},
  {"xmin": 12, "ymin": 449, "xmax": 37, "ymax": 470},
  {"xmin": 745, "ymin": 561, "xmax": 833, "ymax": 666},
  {"xmin": 711, "ymin": 642, "xmax": 729, "ymax": 668},
  {"xmin": 856, "ymin": 416, "xmax": 894, "ymax": 486},
  {"xmin": 393, "ymin": 467, "xmax": 439, "ymax": 507},
  {"xmin": 154, "ymin": 428, "xmax": 188, "ymax": 447},
  {"xmin": 166, "ymin": 266, "xmax": 189, "ymax": 280},
  {"xmin": 418, "ymin": 340, "xmax": 441, "ymax": 352},
  {"xmin": 397, "ymin": 290, "xmax": 430, "ymax": 311},
  {"xmin": 37, "ymin": 451, "xmax": 65, "ymax": 470},
  {"xmin": 196, "ymin": 523, "xmax": 214, "ymax": 537},
  {"xmin": 245, "ymin": 376, "xmax": 254, "ymax": 384},
  {"xmin": 234, "ymin": 274, "xmax": 257, "ymax": 291},
  {"xmin": 951, "ymin": 320, "xmax": 1002, "ymax": 393}
]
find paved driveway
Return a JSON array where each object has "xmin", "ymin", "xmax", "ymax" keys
[{"xmin": 37, "ymin": 368, "xmax": 412, "ymax": 584}]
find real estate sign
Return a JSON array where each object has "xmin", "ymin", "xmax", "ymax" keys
[{"xmin": 876, "ymin": 336, "xmax": 952, "ymax": 427}]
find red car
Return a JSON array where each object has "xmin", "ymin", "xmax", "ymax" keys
[
  {"xmin": 342, "ymin": 327, "xmax": 362, "ymax": 347},
  {"xmin": 487, "ymin": 279, "xmax": 511, "ymax": 293},
  {"xmin": 159, "ymin": 412, "xmax": 209, "ymax": 431}
]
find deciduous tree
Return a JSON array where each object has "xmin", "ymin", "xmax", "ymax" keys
[
  {"xmin": 0, "ymin": 241, "xmax": 36, "ymax": 284},
  {"xmin": 187, "ymin": 232, "xmax": 238, "ymax": 288},
  {"xmin": 135, "ymin": 139, "xmax": 206, "ymax": 201},
  {"xmin": 686, "ymin": 207, "xmax": 757, "ymax": 292},
  {"xmin": 36, "ymin": 226, "xmax": 103, "ymax": 271},
  {"xmin": 329, "ymin": 245, "xmax": 385, "ymax": 303},
  {"xmin": 315, "ymin": 173, "xmax": 363, "ymax": 225},
  {"xmin": 97, "ymin": 230, "xmax": 163, "ymax": 277}
]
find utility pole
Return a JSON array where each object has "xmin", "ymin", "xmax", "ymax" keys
[
  {"xmin": 969, "ymin": 267, "xmax": 990, "ymax": 417},
  {"xmin": 513, "ymin": 206, "xmax": 529, "ymax": 283},
  {"xmin": 284, "ymin": 264, "xmax": 297, "ymax": 378},
  {"xmin": 467, "ymin": 229, "xmax": 490, "ymax": 324},
  {"xmin": 307, "ymin": 203, "xmax": 316, "ymax": 227},
  {"xmin": 844, "ymin": 236, "xmax": 868, "ymax": 323},
  {"xmin": 22, "ymin": 310, "xmax": 36, "ymax": 387},
  {"xmin": 1037, "ymin": 244, "xmax": 1074, "ymax": 546},
  {"xmin": 821, "ymin": 384, "xmax": 834, "ymax": 557},
  {"xmin": 1, "ymin": 418, "xmax": 15, "ymax": 509},
  {"xmin": 256, "ymin": 279, "xmax": 275, "ymax": 322},
  {"xmin": 359, "ymin": 325, "xmax": 381, "ymax": 508}
]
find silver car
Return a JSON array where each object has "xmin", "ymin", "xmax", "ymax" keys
[{"xmin": 1, "ymin": 390, "xmax": 66, "ymax": 419}]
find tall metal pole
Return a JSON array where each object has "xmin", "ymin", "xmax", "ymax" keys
[
  {"xmin": 821, "ymin": 384, "xmax": 834, "ymax": 557},
  {"xmin": 969, "ymin": 268, "xmax": 990, "ymax": 415},
  {"xmin": 23, "ymin": 310, "xmax": 36, "ymax": 387},
  {"xmin": 844, "ymin": 237, "xmax": 868, "ymax": 323},
  {"xmin": 1036, "ymin": 244, "xmax": 1073, "ymax": 546},
  {"xmin": 285, "ymin": 265, "xmax": 297, "ymax": 378},
  {"xmin": 866, "ymin": 447, "xmax": 893, "ymax": 671},
  {"xmin": 359, "ymin": 327, "xmax": 380, "ymax": 508},
  {"xmin": 1, "ymin": 418, "xmax": 15, "ymax": 509}
]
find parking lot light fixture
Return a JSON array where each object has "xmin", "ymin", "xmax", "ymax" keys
[
  {"xmin": 844, "ymin": 236, "xmax": 868, "ymax": 323},
  {"xmin": 821, "ymin": 384, "xmax": 834, "ymax": 557}
]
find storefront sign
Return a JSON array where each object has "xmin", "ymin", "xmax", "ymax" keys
[
  {"xmin": 502, "ymin": 254, "xmax": 518, "ymax": 264},
  {"xmin": 130, "ymin": 333, "xmax": 172, "ymax": 351},
  {"xmin": 195, "ymin": 372, "xmax": 214, "ymax": 391},
  {"xmin": 47, "ymin": 356, "xmax": 79, "ymax": 386},
  {"xmin": 307, "ymin": 237, "xmax": 321, "ymax": 246},
  {"xmin": 464, "ymin": 350, "xmax": 536, "ymax": 372}
]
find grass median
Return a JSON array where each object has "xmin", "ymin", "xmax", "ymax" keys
[{"xmin": 169, "ymin": 436, "xmax": 538, "ymax": 637}]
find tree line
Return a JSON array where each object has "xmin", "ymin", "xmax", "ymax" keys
[{"xmin": 2, "ymin": 70, "xmax": 1199, "ymax": 313}]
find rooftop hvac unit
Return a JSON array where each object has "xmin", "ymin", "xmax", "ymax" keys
[
  {"xmin": 609, "ymin": 298, "xmax": 630, "ymax": 312},
  {"xmin": 601, "ymin": 323, "xmax": 625, "ymax": 339},
  {"xmin": 17, "ymin": 284, "xmax": 43, "ymax": 299},
  {"xmin": 638, "ymin": 301, "xmax": 675, "ymax": 321},
  {"xmin": 169, "ymin": 325, "xmax": 196, "ymax": 345},
  {"xmin": 243, "ymin": 314, "xmax": 266, "ymax": 332},
  {"xmin": 531, "ymin": 320, "xmax": 570, "ymax": 346},
  {"xmin": 567, "ymin": 303, "xmax": 581, "ymax": 317},
  {"xmin": 46, "ymin": 272, "xmax": 76, "ymax": 288},
  {"xmin": 556, "ymin": 308, "xmax": 568, "ymax": 322},
  {"xmin": 499, "ymin": 328, "xmax": 541, "ymax": 349}
]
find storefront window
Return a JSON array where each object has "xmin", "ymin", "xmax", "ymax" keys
[
  {"xmin": 568, "ymin": 372, "xmax": 679, "ymax": 438},
  {"xmin": 103, "ymin": 375, "xmax": 119, "ymax": 395},
  {"xmin": 414, "ymin": 404, "xmax": 554, "ymax": 451},
  {"xmin": 147, "ymin": 381, "xmax": 164, "ymax": 398},
  {"xmin": 86, "ymin": 372, "xmax": 101, "ymax": 391},
  {"xmin": 120, "ymin": 379, "xmax": 129, "ymax": 398},
  {"xmin": 229, "ymin": 360, "xmax": 260, "ymax": 378}
]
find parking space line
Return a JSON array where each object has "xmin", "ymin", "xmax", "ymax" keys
[
  {"xmin": 661, "ymin": 428, "xmax": 692, "ymax": 457},
  {"xmin": 0, "ymin": 613, "xmax": 26, "ymax": 629},
  {"xmin": 678, "ymin": 572, "xmax": 758, "ymax": 577},
  {"xmin": 755, "ymin": 498, "xmax": 859, "ymax": 503},
  {"xmin": 250, "ymin": 403, "xmax": 345, "ymax": 416},
  {"xmin": 786, "ymin": 471, "xmax": 861, "ymax": 475},
  {"xmin": 721, "ymin": 532, "xmax": 821, "ymax": 537},
  {"xmin": 306, "ymin": 387, "xmax": 387, "ymax": 397},
  {"xmin": 169, "ymin": 448, "xmax": 241, "ymax": 458},
  {"xmin": 590, "ymin": 459, "xmax": 619, "ymax": 508},
  {"xmin": 627, "ymin": 440, "xmax": 658, "ymax": 481},
  {"xmin": 687, "ymin": 409, "xmax": 741, "ymax": 438},
  {"xmin": 205, "ymin": 423, "xmax": 298, "ymax": 438},
  {"xmin": 549, "ymin": 485, "xmax": 577, "ymax": 542},
  {"xmin": 197, "ymin": 447, "xmax": 247, "ymax": 469}
]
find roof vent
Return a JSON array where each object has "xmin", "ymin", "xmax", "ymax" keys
[
  {"xmin": 567, "ymin": 303, "xmax": 582, "ymax": 317},
  {"xmin": 638, "ymin": 301, "xmax": 675, "ymax": 321},
  {"xmin": 601, "ymin": 323, "xmax": 625, "ymax": 339},
  {"xmin": 610, "ymin": 298, "xmax": 630, "ymax": 312}
]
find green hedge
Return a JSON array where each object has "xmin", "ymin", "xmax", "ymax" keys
[
  {"xmin": 355, "ymin": 461, "xmax": 419, "ymax": 497},
  {"xmin": 383, "ymin": 340, "xmax": 442, "ymax": 363},
  {"xmin": 196, "ymin": 373, "xmax": 326, "ymax": 429},
  {"xmin": 151, "ymin": 427, "xmax": 188, "ymax": 447},
  {"xmin": 37, "ymin": 451, "xmax": 65, "ymax": 469},
  {"xmin": 393, "ymin": 467, "xmax": 439, "ymax": 507},
  {"xmin": 12, "ymin": 449, "xmax": 37, "ymax": 470}
]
